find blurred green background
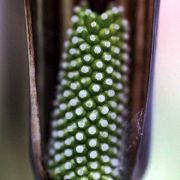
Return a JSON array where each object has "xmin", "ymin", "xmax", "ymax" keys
[{"xmin": 0, "ymin": 0, "xmax": 179, "ymax": 180}]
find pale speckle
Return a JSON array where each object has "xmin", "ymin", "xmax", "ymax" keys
[
  {"xmin": 65, "ymin": 112, "xmax": 73, "ymax": 120},
  {"xmin": 69, "ymin": 48, "xmax": 77, "ymax": 55},
  {"xmin": 62, "ymin": 52, "xmax": 67, "ymax": 59},
  {"xmin": 118, "ymin": 5, "xmax": 125, "ymax": 13},
  {"xmin": 54, "ymin": 142, "xmax": 62, "ymax": 150},
  {"xmin": 67, "ymin": 123, "xmax": 77, "ymax": 133},
  {"xmin": 83, "ymin": 54, "xmax": 91, "ymax": 62},
  {"xmin": 98, "ymin": 94, "xmax": 105, "ymax": 103},
  {"xmin": 92, "ymin": 84, "xmax": 100, "ymax": 92},
  {"xmin": 119, "ymin": 104, "xmax": 125, "ymax": 111},
  {"xmin": 74, "ymin": 6, "xmax": 81, "ymax": 13},
  {"xmin": 110, "ymin": 124, "xmax": 117, "ymax": 131},
  {"xmin": 112, "ymin": 6, "xmax": 124, "ymax": 14},
  {"xmin": 90, "ymin": 162, "xmax": 98, "ymax": 170},
  {"xmin": 101, "ymin": 13, "xmax": 108, "ymax": 20},
  {"xmin": 94, "ymin": 46, "xmax": 102, "ymax": 54},
  {"xmin": 64, "ymin": 41, "xmax": 69, "ymax": 48},
  {"xmin": 71, "ymin": 15, "xmax": 79, "ymax": 23},
  {"xmin": 72, "ymin": 36, "xmax": 79, "ymax": 44},
  {"xmin": 76, "ymin": 157, "xmax": 84, "ymax": 164},
  {"xmin": 105, "ymin": 78, "xmax": 113, "ymax": 86},
  {"xmin": 104, "ymin": 41, "xmax": 111, "ymax": 47},
  {"xmin": 75, "ymin": 107, "xmax": 83, "ymax": 116},
  {"xmin": 85, "ymin": 9, "xmax": 92, "ymax": 15},
  {"xmin": 115, "ymin": 60, "xmax": 121, "ymax": 66},
  {"xmin": 101, "ymin": 155, "xmax": 110, "ymax": 163},
  {"xmin": 49, "ymin": 148, "xmax": 55, "ymax": 156},
  {"xmin": 81, "ymin": 66, "xmax": 90, "ymax": 74},
  {"xmin": 67, "ymin": 72, "xmax": 75, "ymax": 79},
  {"xmin": 65, "ymin": 138, "xmax": 72, "ymax": 146},
  {"xmin": 111, "ymin": 158, "xmax": 120, "ymax": 167},
  {"xmin": 110, "ymin": 101, "xmax": 117, "ymax": 108},
  {"xmin": 77, "ymin": 26, "xmax": 84, "ymax": 33},
  {"xmin": 122, "ymin": 19, "xmax": 129, "ymax": 28},
  {"xmin": 64, "ymin": 149, "xmax": 73, "ymax": 157},
  {"xmin": 104, "ymin": 54, "xmax": 112, "ymax": 61},
  {"xmin": 117, "ymin": 83, "xmax": 123, "ymax": 90},
  {"xmin": 75, "ymin": 132, "xmax": 84, "ymax": 141},
  {"xmin": 114, "ymin": 24, "xmax": 120, "ymax": 30},
  {"xmin": 77, "ymin": 120, "xmax": 85, "ymax": 128},
  {"xmin": 112, "ymin": 169, "xmax": 120, "ymax": 177},
  {"xmin": 91, "ymin": 21, "xmax": 97, "ymax": 28},
  {"xmin": 79, "ymin": 90, "xmax": 88, "ymax": 98},
  {"xmin": 90, "ymin": 35, "xmax": 96, "ymax": 42},
  {"xmin": 117, "ymin": 116, "xmax": 123, "ymax": 124},
  {"xmin": 92, "ymin": 172, "xmax": 100, "ymax": 179},
  {"xmin": 116, "ymin": 72, "xmax": 122, "ymax": 80},
  {"xmin": 52, "ymin": 130, "xmax": 57, "ymax": 138},
  {"xmin": 123, "ymin": 33, "xmax": 130, "ymax": 40},
  {"xmin": 80, "ymin": 43, "xmax": 88, "ymax": 51},
  {"xmin": 89, "ymin": 151, "xmax": 98, "ymax": 159},
  {"xmin": 69, "ymin": 98, "xmax": 78, "ymax": 107},
  {"xmin": 100, "ymin": 119, "xmax": 108, "ymax": 127},
  {"xmin": 122, "ymin": 64, "xmax": 129, "ymax": 73},
  {"xmin": 70, "ymin": 82, "xmax": 78, "ymax": 90},
  {"xmin": 77, "ymin": 167, "xmax": 84, "ymax": 176},
  {"xmin": 59, "ymin": 103, "xmax": 67, "ymax": 110},
  {"xmin": 122, "ymin": 53, "xmax": 130, "ymax": 63},
  {"xmin": 88, "ymin": 126, "xmax": 96, "ymax": 135},
  {"xmin": 105, "ymin": 29, "xmax": 110, "ymax": 35},
  {"xmin": 110, "ymin": 112, "xmax": 117, "ymax": 119},
  {"xmin": 56, "ymin": 119, "xmax": 64, "ymax": 126},
  {"xmin": 54, "ymin": 167, "xmax": 61, "ymax": 174},
  {"xmin": 89, "ymin": 111, "xmax": 97, "ymax": 121},
  {"xmin": 101, "ymin": 106, "xmax": 109, "ymax": 115},
  {"xmin": 111, "ymin": 136, "xmax": 118, "ymax": 144},
  {"xmin": 57, "ymin": 130, "xmax": 64, "ymax": 138},
  {"xmin": 61, "ymin": 79, "xmax": 68, "ymax": 86},
  {"xmin": 100, "ymin": 131, "xmax": 108, "ymax": 138},
  {"xmin": 106, "ymin": 66, "xmax": 113, "ymax": 74},
  {"xmin": 96, "ymin": 61, "xmax": 103, "ymax": 68},
  {"xmin": 108, "ymin": 90, "xmax": 115, "ymax": 97},
  {"xmin": 65, "ymin": 162, "xmax": 72, "ymax": 170},
  {"xmin": 67, "ymin": 28, "xmax": 73, "ymax": 36},
  {"xmin": 113, "ymin": 47, "xmax": 120, "ymax": 54},
  {"xmin": 123, "ymin": 43, "xmax": 130, "ymax": 52},
  {"xmin": 70, "ymin": 60, "xmax": 77, "ymax": 67},
  {"xmin": 104, "ymin": 166, "xmax": 112, "ymax": 174},
  {"xmin": 101, "ymin": 143, "xmax": 109, "ymax": 151},
  {"xmin": 95, "ymin": 72, "xmax": 103, "ymax": 80},
  {"xmin": 89, "ymin": 139, "xmax": 97, "ymax": 147},
  {"xmin": 76, "ymin": 145, "xmax": 84, "ymax": 153}
]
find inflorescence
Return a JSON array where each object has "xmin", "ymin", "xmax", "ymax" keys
[{"xmin": 47, "ymin": 4, "xmax": 130, "ymax": 180}]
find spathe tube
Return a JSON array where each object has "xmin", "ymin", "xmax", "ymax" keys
[{"xmin": 24, "ymin": 0, "xmax": 160, "ymax": 179}]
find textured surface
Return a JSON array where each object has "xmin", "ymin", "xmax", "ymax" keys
[{"xmin": 47, "ymin": 4, "xmax": 130, "ymax": 180}]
